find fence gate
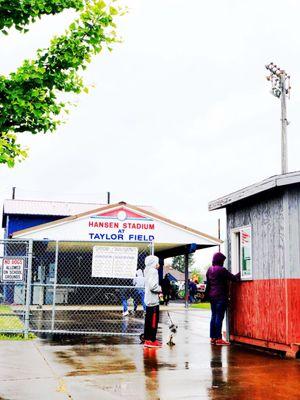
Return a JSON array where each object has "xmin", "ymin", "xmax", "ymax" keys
[
  {"xmin": 0, "ymin": 239, "xmax": 31, "ymax": 337},
  {"xmin": 1, "ymin": 239, "xmax": 152, "ymax": 337}
]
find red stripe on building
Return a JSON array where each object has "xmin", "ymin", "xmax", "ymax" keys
[{"xmin": 230, "ymin": 278, "xmax": 300, "ymax": 357}]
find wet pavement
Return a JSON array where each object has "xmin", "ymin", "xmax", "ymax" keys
[
  {"xmin": 29, "ymin": 309, "xmax": 146, "ymax": 334},
  {"xmin": 0, "ymin": 308, "xmax": 299, "ymax": 400}
]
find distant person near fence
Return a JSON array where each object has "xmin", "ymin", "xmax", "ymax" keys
[
  {"xmin": 133, "ymin": 269, "xmax": 146, "ymax": 312},
  {"xmin": 161, "ymin": 274, "xmax": 171, "ymax": 305}
]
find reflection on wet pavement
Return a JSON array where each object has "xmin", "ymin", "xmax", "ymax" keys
[
  {"xmin": 0, "ymin": 309, "xmax": 300, "ymax": 400},
  {"xmin": 35, "ymin": 309, "xmax": 300, "ymax": 400},
  {"xmin": 30, "ymin": 309, "xmax": 146, "ymax": 335}
]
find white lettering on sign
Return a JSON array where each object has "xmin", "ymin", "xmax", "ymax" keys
[
  {"xmin": 1, "ymin": 258, "xmax": 25, "ymax": 282},
  {"xmin": 92, "ymin": 246, "xmax": 138, "ymax": 278}
]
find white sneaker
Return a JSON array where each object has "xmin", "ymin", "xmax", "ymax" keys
[{"xmin": 123, "ymin": 310, "xmax": 129, "ymax": 316}]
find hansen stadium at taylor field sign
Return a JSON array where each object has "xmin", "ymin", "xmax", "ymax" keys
[
  {"xmin": 88, "ymin": 214, "xmax": 155, "ymax": 242},
  {"xmin": 11, "ymin": 204, "xmax": 221, "ymax": 248}
]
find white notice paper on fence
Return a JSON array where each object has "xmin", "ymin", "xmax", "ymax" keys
[
  {"xmin": 92, "ymin": 246, "xmax": 138, "ymax": 278},
  {"xmin": 2, "ymin": 258, "xmax": 24, "ymax": 282}
]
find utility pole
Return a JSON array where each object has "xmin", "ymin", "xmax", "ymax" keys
[
  {"xmin": 265, "ymin": 62, "xmax": 291, "ymax": 175},
  {"xmin": 107, "ymin": 191, "xmax": 111, "ymax": 204},
  {"xmin": 12, "ymin": 186, "xmax": 16, "ymax": 199}
]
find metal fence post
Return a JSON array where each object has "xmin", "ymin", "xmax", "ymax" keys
[
  {"xmin": 51, "ymin": 241, "xmax": 59, "ymax": 332},
  {"xmin": 24, "ymin": 239, "xmax": 33, "ymax": 339},
  {"xmin": 150, "ymin": 241, "xmax": 154, "ymax": 255},
  {"xmin": 184, "ymin": 253, "xmax": 189, "ymax": 309}
]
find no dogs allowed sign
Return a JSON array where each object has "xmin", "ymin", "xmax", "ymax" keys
[{"xmin": 1, "ymin": 258, "xmax": 25, "ymax": 282}]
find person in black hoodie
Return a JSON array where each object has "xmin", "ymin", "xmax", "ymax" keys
[
  {"xmin": 206, "ymin": 252, "xmax": 239, "ymax": 345},
  {"xmin": 161, "ymin": 274, "xmax": 171, "ymax": 305}
]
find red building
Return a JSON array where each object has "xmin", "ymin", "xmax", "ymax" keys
[{"xmin": 209, "ymin": 172, "xmax": 300, "ymax": 358}]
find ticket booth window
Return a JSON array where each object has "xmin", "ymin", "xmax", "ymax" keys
[{"xmin": 231, "ymin": 226, "xmax": 252, "ymax": 280}]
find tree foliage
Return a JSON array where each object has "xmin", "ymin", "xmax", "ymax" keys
[
  {"xmin": 190, "ymin": 268, "xmax": 203, "ymax": 283},
  {"xmin": 0, "ymin": 1, "xmax": 84, "ymax": 34},
  {"xmin": 0, "ymin": 0, "xmax": 122, "ymax": 167},
  {"xmin": 171, "ymin": 254, "xmax": 195, "ymax": 273}
]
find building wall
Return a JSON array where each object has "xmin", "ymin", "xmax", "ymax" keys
[
  {"xmin": 286, "ymin": 186, "xmax": 300, "ymax": 279},
  {"xmin": 226, "ymin": 187, "xmax": 300, "ymax": 346},
  {"xmin": 230, "ymin": 279, "xmax": 288, "ymax": 344},
  {"xmin": 6, "ymin": 215, "xmax": 65, "ymax": 237},
  {"xmin": 226, "ymin": 192, "xmax": 285, "ymax": 280}
]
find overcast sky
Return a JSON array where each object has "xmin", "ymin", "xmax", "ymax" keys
[{"xmin": 1, "ymin": 0, "xmax": 300, "ymax": 265}]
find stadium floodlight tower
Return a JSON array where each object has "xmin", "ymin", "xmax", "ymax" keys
[{"xmin": 265, "ymin": 62, "xmax": 291, "ymax": 175}]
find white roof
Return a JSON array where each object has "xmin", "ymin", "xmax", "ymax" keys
[
  {"xmin": 12, "ymin": 202, "xmax": 222, "ymax": 248},
  {"xmin": 3, "ymin": 199, "xmax": 159, "ymax": 217}
]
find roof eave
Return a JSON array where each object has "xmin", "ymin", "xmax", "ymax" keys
[
  {"xmin": 12, "ymin": 201, "xmax": 222, "ymax": 245},
  {"xmin": 209, "ymin": 171, "xmax": 300, "ymax": 211}
]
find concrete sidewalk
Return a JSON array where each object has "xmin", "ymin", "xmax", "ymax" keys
[{"xmin": 0, "ymin": 309, "xmax": 299, "ymax": 400}]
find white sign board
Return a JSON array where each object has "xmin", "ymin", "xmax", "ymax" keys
[
  {"xmin": 240, "ymin": 227, "xmax": 252, "ymax": 280},
  {"xmin": 1, "ymin": 258, "xmax": 24, "ymax": 282},
  {"xmin": 92, "ymin": 246, "xmax": 138, "ymax": 279}
]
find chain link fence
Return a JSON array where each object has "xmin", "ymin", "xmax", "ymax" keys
[
  {"xmin": 0, "ymin": 240, "xmax": 31, "ymax": 336},
  {"xmin": 0, "ymin": 239, "xmax": 152, "ymax": 337}
]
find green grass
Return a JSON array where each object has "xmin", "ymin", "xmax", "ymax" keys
[
  {"xmin": 0, "ymin": 305, "xmax": 24, "ymax": 330},
  {"xmin": 0, "ymin": 305, "xmax": 35, "ymax": 340},
  {"xmin": 0, "ymin": 333, "xmax": 36, "ymax": 341},
  {"xmin": 190, "ymin": 302, "xmax": 211, "ymax": 310}
]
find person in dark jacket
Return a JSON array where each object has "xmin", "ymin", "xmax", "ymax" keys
[
  {"xmin": 188, "ymin": 279, "xmax": 197, "ymax": 303},
  {"xmin": 161, "ymin": 274, "xmax": 171, "ymax": 305},
  {"xmin": 206, "ymin": 252, "xmax": 239, "ymax": 345}
]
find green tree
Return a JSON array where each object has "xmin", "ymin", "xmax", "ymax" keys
[
  {"xmin": 190, "ymin": 268, "xmax": 203, "ymax": 283},
  {"xmin": 171, "ymin": 254, "xmax": 195, "ymax": 273},
  {"xmin": 0, "ymin": 0, "xmax": 123, "ymax": 167}
]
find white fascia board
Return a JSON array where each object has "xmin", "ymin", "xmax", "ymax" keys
[
  {"xmin": 13, "ymin": 204, "xmax": 125, "ymax": 237},
  {"xmin": 14, "ymin": 205, "xmax": 219, "ymax": 245},
  {"xmin": 209, "ymin": 179, "xmax": 276, "ymax": 210},
  {"xmin": 209, "ymin": 171, "xmax": 300, "ymax": 211}
]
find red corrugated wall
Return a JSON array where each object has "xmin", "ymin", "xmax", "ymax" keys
[
  {"xmin": 288, "ymin": 279, "xmax": 300, "ymax": 343},
  {"xmin": 230, "ymin": 279, "xmax": 300, "ymax": 345}
]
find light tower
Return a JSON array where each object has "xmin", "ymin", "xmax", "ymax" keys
[{"xmin": 265, "ymin": 63, "xmax": 291, "ymax": 174}]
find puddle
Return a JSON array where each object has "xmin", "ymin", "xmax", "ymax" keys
[
  {"xmin": 30, "ymin": 309, "xmax": 145, "ymax": 336},
  {"xmin": 55, "ymin": 345, "xmax": 138, "ymax": 377},
  {"xmin": 40, "ymin": 333, "xmax": 139, "ymax": 346}
]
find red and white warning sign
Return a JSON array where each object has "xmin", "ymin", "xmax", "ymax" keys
[{"xmin": 1, "ymin": 258, "xmax": 24, "ymax": 282}]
